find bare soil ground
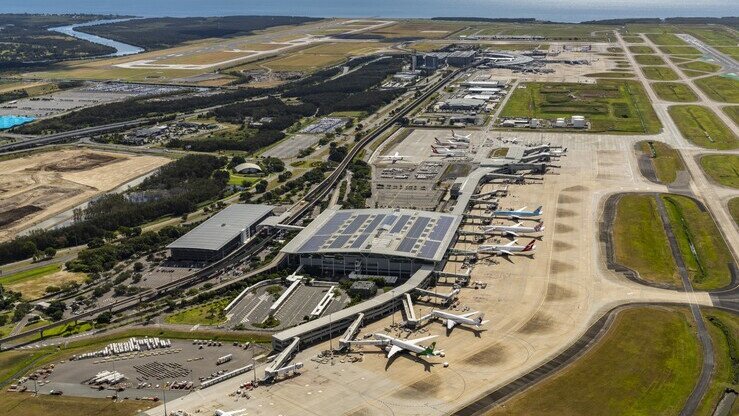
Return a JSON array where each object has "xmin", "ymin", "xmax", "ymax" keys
[{"xmin": 0, "ymin": 149, "xmax": 169, "ymax": 240}]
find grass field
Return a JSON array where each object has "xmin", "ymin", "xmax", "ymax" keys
[
  {"xmin": 679, "ymin": 61, "xmax": 721, "ymax": 73},
  {"xmin": 165, "ymin": 298, "xmax": 229, "ymax": 326},
  {"xmin": 669, "ymin": 105, "xmax": 738, "ymax": 150},
  {"xmin": 724, "ymin": 106, "xmax": 738, "ymax": 127},
  {"xmin": 628, "ymin": 45, "xmax": 654, "ymax": 54},
  {"xmin": 613, "ymin": 194, "xmax": 679, "ymax": 286},
  {"xmin": 716, "ymin": 46, "xmax": 739, "ymax": 61},
  {"xmin": 0, "ymin": 264, "xmax": 60, "ymax": 286},
  {"xmin": 0, "ymin": 391, "xmax": 155, "ymax": 416},
  {"xmin": 634, "ymin": 54, "xmax": 666, "ymax": 65},
  {"xmin": 694, "ymin": 76, "xmax": 739, "ymax": 103},
  {"xmin": 658, "ymin": 45, "xmax": 701, "ymax": 55},
  {"xmin": 228, "ymin": 172, "xmax": 260, "ymax": 186},
  {"xmin": 369, "ymin": 20, "xmax": 464, "ymax": 39},
  {"xmin": 682, "ymin": 69, "xmax": 710, "ymax": 78},
  {"xmin": 241, "ymin": 41, "xmax": 388, "ymax": 72},
  {"xmin": 584, "ymin": 72, "xmax": 634, "ymax": 78},
  {"xmin": 500, "ymin": 80, "xmax": 661, "ymax": 134},
  {"xmin": 157, "ymin": 51, "xmax": 254, "ymax": 65},
  {"xmin": 487, "ymin": 306, "xmax": 701, "ymax": 415},
  {"xmin": 699, "ymin": 154, "xmax": 739, "ymax": 189},
  {"xmin": 642, "ymin": 66, "xmax": 679, "ymax": 81},
  {"xmin": 652, "ymin": 82, "xmax": 699, "ymax": 102},
  {"xmin": 646, "ymin": 32, "xmax": 688, "ymax": 45},
  {"xmin": 661, "ymin": 194, "xmax": 734, "ymax": 290},
  {"xmin": 638, "ymin": 141, "xmax": 684, "ymax": 184},
  {"xmin": 696, "ymin": 309, "xmax": 739, "ymax": 416},
  {"xmin": 729, "ymin": 198, "xmax": 739, "ymax": 226},
  {"xmin": 621, "ymin": 35, "xmax": 644, "ymax": 43}
]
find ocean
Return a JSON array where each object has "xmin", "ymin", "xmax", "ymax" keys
[{"xmin": 4, "ymin": 0, "xmax": 737, "ymax": 23}]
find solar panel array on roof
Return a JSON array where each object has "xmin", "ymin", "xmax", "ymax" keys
[
  {"xmin": 397, "ymin": 237, "xmax": 417, "ymax": 253},
  {"xmin": 329, "ymin": 234, "xmax": 351, "ymax": 249},
  {"xmin": 343, "ymin": 214, "xmax": 370, "ymax": 234},
  {"xmin": 429, "ymin": 216, "xmax": 454, "ymax": 241},
  {"xmin": 390, "ymin": 214, "xmax": 411, "ymax": 234},
  {"xmin": 419, "ymin": 240, "xmax": 441, "ymax": 259},
  {"xmin": 407, "ymin": 217, "xmax": 430, "ymax": 239}
]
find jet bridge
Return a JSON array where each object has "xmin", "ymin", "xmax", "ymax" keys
[
  {"xmin": 265, "ymin": 336, "xmax": 300, "ymax": 380},
  {"xmin": 337, "ymin": 313, "xmax": 364, "ymax": 351},
  {"xmin": 413, "ymin": 287, "xmax": 460, "ymax": 305},
  {"xmin": 473, "ymin": 185, "xmax": 509, "ymax": 199}
]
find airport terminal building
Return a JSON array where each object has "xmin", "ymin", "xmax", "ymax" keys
[
  {"xmin": 280, "ymin": 208, "xmax": 461, "ymax": 278},
  {"xmin": 167, "ymin": 204, "xmax": 274, "ymax": 262}
]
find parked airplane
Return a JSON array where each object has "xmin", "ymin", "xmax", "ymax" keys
[
  {"xmin": 378, "ymin": 151, "xmax": 408, "ymax": 163},
  {"xmin": 431, "ymin": 145, "xmax": 466, "ymax": 157},
  {"xmin": 482, "ymin": 222, "xmax": 544, "ymax": 237},
  {"xmin": 347, "ymin": 333, "xmax": 443, "ymax": 358},
  {"xmin": 478, "ymin": 239, "xmax": 536, "ymax": 256},
  {"xmin": 500, "ymin": 137, "xmax": 519, "ymax": 144},
  {"xmin": 435, "ymin": 138, "xmax": 469, "ymax": 148},
  {"xmin": 431, "ymin": 310, "xmax": 489, "ymax": 330},
  {"xmin": 493, "ymin": 206, "xmax": 543, "ymax": 220},
  {"xmin": 215, "ymin": 409, "xmax": 247, "ymax": 416},
  {"xmin": 451, "ymin": 130, "xmax": 472, "ymax": 142}
]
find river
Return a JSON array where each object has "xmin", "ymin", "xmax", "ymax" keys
[{"xmin": 49, "ymin": 18, "xmax": 145, "ymax": 57}]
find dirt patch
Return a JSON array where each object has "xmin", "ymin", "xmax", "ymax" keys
[
  {"xmin": 545, "ymin": 283, "xmax": 576, "ymax": 301},
  {"xmin": 462, "ymin": 343, "xmax": 509, "ymax": 366},
  {"xmin": 562, "ymin": 185, "xmax": 588, "ymax": 192},
  {"xmin": 554, "ymin": 223, "xmax": 574, "ymax": 233},
  {"xmin": 556, "ymin": 208, "xmax": 577, "ymax": 218},
  {"xmin": 393, "ymin": 374, "xmax": 443, "ymax": 398},
  {"xmin": 345, "ymin": 408, "xmax": 376, "ymax": 416},
  {"xmin": 30, "ymin": 153, "xmax": 121, "ymax": 172},
  {"xmin": 0, "ymin": 205, "xmax": 42, "ymax": 227},
  {"xmin": 553, "ymin": 240, "xmax": 575, "ymax": 252},
  {"xmin": 557, "ymin": 194, "xmax": 580, "ymax": 204},
  {"xmin": 518, "ymin": 312, "xmax": 555, "ymax": 334},
  {"xmin": 7, "ymin": 270, "xmax": 86, "ymax": 299},
  {"xmin": 550, "ymin": 260, "xmax": 575, "ymax": 275}
]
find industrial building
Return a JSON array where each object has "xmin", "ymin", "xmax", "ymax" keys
[
  {"xmin": 280, "ymin": 208, "xmax": 461, "ymax": 278},
  {"xmin": 440, "ymin": 98, "xmax": 486, "ymax": 111},
  {"xmin": 167, "ymin": 204, "xmax": 274, "ymax": 262}
]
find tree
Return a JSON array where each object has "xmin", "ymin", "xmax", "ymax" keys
[
  {"xmin": 96, "ymin": 311, "xmax": 113, "ymax": 325},
  {"xmin": 44, "ymin": 247, "xmax": 57, "ymax": 259},
  {"xmin": 45, "ymin": 300, "xmax": 66, "ymax": 321},
  {"xmin": 133, "ymin": 262, "xmax": 144, "ymax": 272},
  {"xmin": 255, "ymin": 179, "xmax": 268, "ymax": 193}
]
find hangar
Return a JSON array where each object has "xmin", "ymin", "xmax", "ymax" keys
[
  {"xmin": 233, "ymin": 162, "xmax": 263, "ymax": 174},
  {"xmin": 280, "ymin": 208, "xmax": 461, "ymax": 278},
  {"xmin": 167, "ymin": 204, "xmax": 274, "ymax": 262}
]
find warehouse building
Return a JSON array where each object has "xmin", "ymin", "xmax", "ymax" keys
[
  {"xmin": 167, "ymin": 204, "xmax": 274, "ymax": 262},
  {"xmin": 281, "ymin": 208, "xmax": 461, "ymax": 279}
]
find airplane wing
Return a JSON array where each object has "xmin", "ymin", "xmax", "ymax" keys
[
  {"xmin": 407, "ymin": 335, "xmax": 438, "ymax": 345},
  {"xmin": 387, "ymin": 345, "xmax": 404, "ymax": 358},
  {"xmin": 500, "ymin": 250, "xmax": 514, "ymax": 256},
  {"xmin": 516, "ymin": 206, "xmax": 527, "ymax": 212},
  {"xmin": 446, "ymin": 320, "xmax": 457, "ymax": 330},
  {"xmin": 505, "ymin": 240, "xmax": 518, "ymax": 246},
  {"xmin": 461, "ymin": 312, "xmax": 478, "ymax": 318},
  {"xmin": 505, "ymin": 230, "xmax": 519, "ymax": 237}
]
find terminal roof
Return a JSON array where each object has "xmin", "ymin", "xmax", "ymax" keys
[{"xmin": 167, "ymin": 204, "xmax": 274, "ymax": 251}]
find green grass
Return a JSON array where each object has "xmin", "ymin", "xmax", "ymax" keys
[
  {"xmin": 679, "ymin": 61, "xmax": 721, "ymax": 73},
  {"xmin": 634, "ymin": 54, "xmax": 666, "ymax": 65},
  {"xmin": 486, "ymin": 306, "xmax": 701, "ymax": 416},
  {"xmin": 165, "ymin": 298, "xmax": 229, "ymax": 326},
  {"xmin": 613, "ymin": 194, "xmax": 679, "ymax": 286},
  {"xmin": 642, "ymin": 66, "xmax": 679, "ymax": 81},
  {"xmin": 695, "ymin": 75, "xmax": 739, "ymax": 103},
  {"xmin": 652, "ymin": 82, "xmax": 699, "ymax": 102},
  {"xmin": 682, "ymin": 69, "xmax": 710, "ymax": 78},
  {"xmin": 696, "ymin": 309, "xmax": 739, "ymax": 416},
  {"xmin": 228, "ymin": 172, "xmax": 260, "ymax": 186},
  {"xmin": 628, "ymin": 45, "xmax": 654, "ymax": 54},
  {"xmin": 658, "ymin": 45, "xmax": 701, "ymax": 55},
  {"xmin": 699, "ymin": 154, "xmax": 739, "ymax": 189},
  {"xmin": 0, "ymin": 391, "xmax": 155, "ymax": 416},
  {"xmin": 0, "ymin": 264, "xmax": 61, "ymax": 286},
  {"xmin": 723, "ymin": 106, "xmax": 738, "ymax": 127},
  {"xmin": 638, "ymin": 141, "xmax": 684, "ymax": 184},
  {"xmin": 729, "ymin": 198, "xmax": 739, "ymax": 226},
  {"xmin": 584, "ymin": 72, "xmax": 634, "ymax": 78},
  {"xmin": 500, "ymin": 80, "xmax": 661, "ymax": 134},
  {"xmin": 669, "ymin": 56, "xmax": 694, "ymax": 64},
  {"xmin": 646, "ymin": 32, "xmax": 688, "ymax": 45},
  {"xmin": 716, "ymin": 46, "xmax": 739, "ymax": 62},
  {"xmin": 669, "ymin": 105, "xmax": 738, "ymax": 150},
  {"xmin": 661, "ymin": 194, "xmax": 734, "ymax": 290},
  {"xmin": 621, "ymin": 35, "xmax": 644, "ymax": 43}
]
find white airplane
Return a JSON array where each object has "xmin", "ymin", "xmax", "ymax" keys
[
  {"xmin": 435, "ymin": 138, "xmax": 469, "ymax": 148},
  {"xmin": 215, "ymin": 409, "xmax": 247, "ymax": 416},
  {"xmin": 431, "ymin": 145, "xmax": 466, "ymax": 157},
  {"xmin": 482, "ymin": 222, "xmax": 544, "ymax": 237},
  {"xmin": 348, "ymin": 333, "xmax": 443, "ymax": 358},
  {"xmin": 378, "ymin": 151, "xmax": 408, "ymax": 163},
  {"xmin": 431, "ymin": 310, "xmax": 489, "ymax": 330},
  {"xmin": 492, "ymin": 206, "xmax": 543, "ymax": 220},
  {"xmin": 451, "ymin": 130, "xmax": 471, "ymax": 142},
  {"xmin": 478, "ymin": 239, "xmax": 536, "ymax": 256},
  {"xmin": 501, "ymin": 137, "xmax": 519, "ymax": 144}
]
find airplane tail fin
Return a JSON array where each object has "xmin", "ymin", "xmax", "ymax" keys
[
  {"xmin": 431, "ymin": 146, "xmax": 439, "ymax": 154},
  {"xmin": 534, "ymin": 222, "xmax": 544, "ymax": 232},
  {"xmin": 523, "ymin": 240, "xmax": 536, "ymax": 252},
  {"xmin": 476, "ymin": 313, "xmax": 485, "ymax": 324},
  {"xmin": 533, "ymin": 206, "xmax": 543, "ymax": 215},
  {"xmin": 420, "ymin": 342, "xmax": 437, "ymax": 356}
]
